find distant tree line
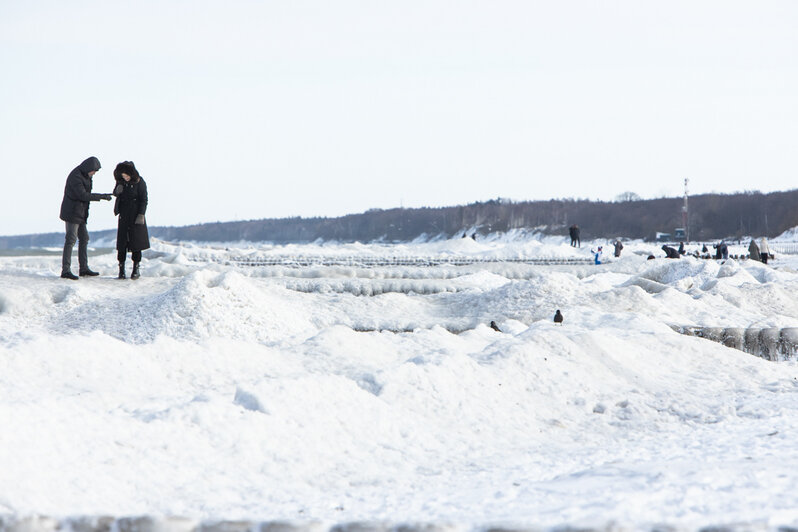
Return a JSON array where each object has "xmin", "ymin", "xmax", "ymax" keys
[{"xmin": 2, "ymin": 189, "xmax": 797, "ymax": 249}]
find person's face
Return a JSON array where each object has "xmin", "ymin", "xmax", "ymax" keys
[
  {"xmin": 88, "ymin": 170, "xmax": 97, "ymax": 177},
  {"xmin": 121, "ymin": 173, "xmax": 131, "ymax": 182}
]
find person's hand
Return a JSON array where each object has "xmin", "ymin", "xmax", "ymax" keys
[
  {"xmin": 135, "ymin": 214, "xmax": 145, "ymax": 225},
  {"xmin": 101, "ymin": 194, "xmax": 112, "ymax": 201}
]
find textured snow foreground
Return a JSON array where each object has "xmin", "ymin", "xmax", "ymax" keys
[{"xmin": 2, "ymin": 237, "xmax": 798, "ymax": 531}]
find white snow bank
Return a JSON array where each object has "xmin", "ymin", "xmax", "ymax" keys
[{"xmin": 2, "ymin": 241, "xmax": 798, "ymax": 528}]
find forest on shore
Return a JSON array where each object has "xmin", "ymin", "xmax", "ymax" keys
[{"xmin": 3, "ymin": 189, "xmax": 797, "ymax": 248}]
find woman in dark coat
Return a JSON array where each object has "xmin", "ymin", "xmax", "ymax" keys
[{"xmin": 113, "ymin": 161, "xmax": 150, "ymax": 279}]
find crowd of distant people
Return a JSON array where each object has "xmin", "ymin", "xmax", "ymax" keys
[
  {"xmin": 568, "ymin": 225, "xmax": 774, "ymax": 265},
  {"xmin": 657, "ymin": 238, "xmax": 773, "ymax": 263}
]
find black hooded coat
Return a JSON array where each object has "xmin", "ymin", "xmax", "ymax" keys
[
  {"xmin": 113, "ymin": 161, "xmax": 150, "ymax": 253},
  {"xmin": 59, "ymin": 157, "xmax": 105, "ymax": 223}
]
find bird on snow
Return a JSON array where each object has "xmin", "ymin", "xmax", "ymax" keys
[
  {"xmin": 553, "ymin": 310, "xmax": 564, "ymax": 325},
  {"xmin": 490, "ymin": 321, "xmax": 501, "ymax": 332}
]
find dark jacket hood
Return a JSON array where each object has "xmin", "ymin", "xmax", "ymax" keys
[
  {"xmin": 114, "ymin": 161, "xmax": 141, "ymax": 183},
  {"xmin": 78, "ymin": 157, "xmax": 101, "ymax": 175}
]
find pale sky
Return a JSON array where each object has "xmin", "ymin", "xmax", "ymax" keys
[{"xmin": 1, "ymin": 1, "xmax": 796, "ymax": 235}]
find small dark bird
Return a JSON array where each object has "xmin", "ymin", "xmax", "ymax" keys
[
  {"xmin": 553, "ymin": 310, "xmax": 564, "ymax": 325},
  {"xmin": 490, "ymin": 320, "xmax": 501, "ymax": 332}
]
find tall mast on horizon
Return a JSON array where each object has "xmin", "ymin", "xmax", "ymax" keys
[{"xmin": 683, "ymin": 178, "xmax": 690, "ymax": 242}]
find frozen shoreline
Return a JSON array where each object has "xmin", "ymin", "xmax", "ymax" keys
[{"xmin": 2, "ymin": 238, "xmax": 798, "ymax": 526}]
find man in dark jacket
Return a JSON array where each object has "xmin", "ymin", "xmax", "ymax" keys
[
  {"xmin": 569, "ymin": 225, "xmax": 581, "ymax": 247},
  {"xmin": 59, "ymin": 156, "xmax": 112, "ymax": 279}
]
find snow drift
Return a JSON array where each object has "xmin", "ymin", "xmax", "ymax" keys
[{"xmin": 2, "ymin": 238, "xmax": 798, "ymax": 529}]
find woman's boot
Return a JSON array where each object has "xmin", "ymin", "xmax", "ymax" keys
[
  {"xmin": 118, "ymin": 261, "xmax": 126, "ymax": 279},
  {"xmin": 131, "ymin": 261, "xmax": 140, "ymax": 280}
]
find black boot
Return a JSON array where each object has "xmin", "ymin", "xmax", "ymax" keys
[
  {"xmin": 131, "ymin": 261, "xmax": 140, "ymax": 280},
  {"xmin": 118, "ymin": 261, "xmax": 126, "ymax": 280},
  {"xmin": 79, "ymin": 267, "xmax": 100, "ymax": 277}
]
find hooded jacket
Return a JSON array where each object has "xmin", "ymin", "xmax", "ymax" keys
[
  {"xmin": 113, "ymin": 161, "xmax": 150, "ymax": 252},
  {"xmin": 59, "ymin": 157, "xmax": 104, "ymax": 223}
]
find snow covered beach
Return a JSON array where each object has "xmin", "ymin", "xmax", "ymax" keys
[{"xmin": 2, "ymin": 237, "xmax": 798, "ymax": 531}]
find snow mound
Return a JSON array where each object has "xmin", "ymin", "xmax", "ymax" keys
[{"xmin": 47, "ymin": 270, "xmax": 318, "ymax": 344}]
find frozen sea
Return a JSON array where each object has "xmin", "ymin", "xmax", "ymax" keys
[{"xmin": 2, "ymin": 235, "xmax": 798, "ymax": 531}]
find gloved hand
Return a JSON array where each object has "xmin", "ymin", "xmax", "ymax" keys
[
  {"xmin": 101, "ymin": 194, "xmax": 112, "ymax": 201},
  {"xmin": 135, "ymin": 214, "xmax": 145, "ymax": 225},
  {"xmin": 114, "ymin": 184, "xmax": 124, "ymax": 196}
]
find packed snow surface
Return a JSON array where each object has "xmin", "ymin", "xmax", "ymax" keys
[{"xmin": 2, "ymin": 237, "xmax": 798, "ymax": 529}]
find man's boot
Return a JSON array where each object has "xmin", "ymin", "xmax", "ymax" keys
[
  {"xmin": 131, "ymin": 262, "xmax": 140, "ymax": 280},
  {"xmin": 118, "ymin": 261, "xmax": 126, "ymax": 280},
  {"xmin": 79, "ymin": 267, "xmax": 100, "ymax": 277}
]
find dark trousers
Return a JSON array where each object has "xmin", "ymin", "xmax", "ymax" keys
[
  {"xmin": 118, "ymin": 249, "xmax": 142, "ymax": 263},
  {"xmin": 62, "ymin": 222, "xmax": 89, "ymax": 274}
]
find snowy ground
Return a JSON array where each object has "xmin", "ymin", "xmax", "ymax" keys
[{"xmin": 2, "ymin": 236, "xmax": 798, "ymax": 530}]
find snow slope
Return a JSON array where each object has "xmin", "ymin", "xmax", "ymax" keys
[{"xmin": 2, "ymin": 238, "xmax": 798, "ymax": 529}]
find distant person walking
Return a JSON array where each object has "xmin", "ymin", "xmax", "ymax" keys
[
  {"xmin": 59, "ymin": 156, "xmax": 112, "ymax": 280},
  {"xmin": 113, "ymin": 161, "xmax": 150, "ymax": 279},
  {"xmin": 613, "ymin": 240, "xmax": 623, "ymax": 258},
  {"xmin": 569, "ymin": 225, "xmax": 581, "ymax": 247},
  {"xmin": 713, "ymin": 241, "xmax": 729, "ymax": 260},
  {"xmin": 759, "ymin": 237, "xmax": 770, "ymax": 264},
  {"xmin": 748, "ymin": 239, "xmax": 761, "ymax": 261}
]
